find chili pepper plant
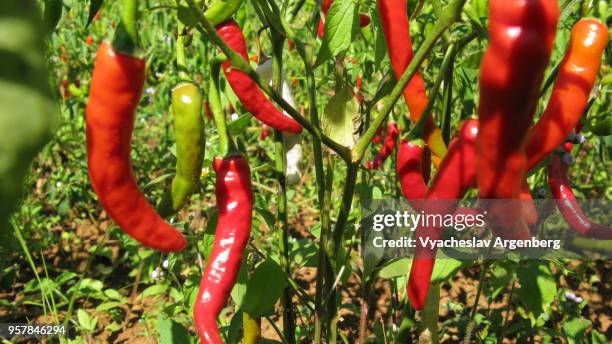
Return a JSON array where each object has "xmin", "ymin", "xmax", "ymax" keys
[{"xmin": 1, "ymin": 0, "xmax": 611, "ymax": 343}]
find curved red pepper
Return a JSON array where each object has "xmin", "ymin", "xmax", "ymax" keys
[
  {"xmin": 377, "ymin": 0, "xmax": 447, "ymax": 161},
  {"xmin": 397, "ymin": 138, "xmax": 478, "ymax": 214},
  {"xmin": 525, "ymin": 18, "xmax": 608, "ymax": 170},
  {"xmin": 366, "ymin": 122, "xmax": 399, "ymax": 169},
  {"xmin": 194, "ymin": 155, "xmax": 253, "ymax": 343},
  {"xmin": 216, "ymin": 20, "xmax": 302, "ymax": 134},
  {"xmin": 477, "ymin": 0, "xmax": 558, "ymax": 239},
  {"xmin": 398, "ymin": 130, "xmax": 536, "ymax": 225},
  {"xmin": 548, "ymin": 155, "xmax": 611, "ymax": 239},
  {"xmin": 408, "ymin": 120, "xmax": 479, "ymax": 310},
  {"xmin": 397, "ymin": 139, "xmax": 429, "ymax": 210},
  {"xmin": 86, "ymin": 42, "xmax": 186, "ymax": 252}
]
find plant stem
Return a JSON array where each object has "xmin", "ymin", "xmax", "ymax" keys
[
  {"xmin": 208, "ymin": 60, "xmax": 230, "ymax": 155},
  {"xmin": 351, "ymin": 0, "xmax": 468, "ymax": 163},
  {"xmin": 301, "ymin": 42, "xmax": 329, "ymax": 344},
  {"xmin": 358, "ymin": 283, "xmax": 369, "ymax": 344},
  {"xmin": 420, "ymin": 283, "xmax": 441, "ymax": 343},
  {"xmin": 315, "ymin": 157, "xmax": 334, "ymax": 343},
  {"xmin": 498, "ymin": 278, "xmax": 516, "ymax": 342},
  {"xmin": 185, "ymin": 0, "xmax": 351, "ymax": 160},
  {"xmin": 324, "ymin": 161, "xmax": 359, "ymax": 344},
  {"xmin": 441, "ymin": 63, "xmax": 454, "ymax": 145},
  {"xmin": 463, "ymin": 261, "xmax": 491, "ymax": 344},
  {"xmin": 174, "ymin": 0, "xmax": 190, "ymax": 82},
  {"xmin": 571, "ymin": 237, "xmax": 612, "ymax": 252},
  {"xmin": 270, "ymin": 28, "xmax": 296, "ymax": 344}
]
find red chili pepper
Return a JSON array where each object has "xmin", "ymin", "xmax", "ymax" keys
[
  {"xmin": 397, "ymin": 139, "xmax": 429, "ymax": 210},
  {"xmin": 366, "ymin": 122, "xmax": 399, "ymax": 169},
  {"xmin": 194, "ymin": 155, "xmax": 253, "ymax": 342},
  {"xmin": 408, "ymin": 119, "xmax": 479, "ymax": 310},
  {"xmin": 322, "ymin": 0, "xmax": 334, "ymax": 13},
  {"xmin": 477, "ymin": 0, "xmax": 558, "ymax": 239},
  {"xmin": 525, "ymin": 18, "xmax": 608, "ymax": 170},
  {"xmin": 397, "ymin": 137, "xmax": 477, "ymax": 213},
  {"xmin": 377, "ymin": 0, "xmax": 447, "ymax": 161},
  {"xmin": 548, "ymin": 154, "xmax": 611, "ymax": 239},
  {"xmin": 86, "ymin": 43, "xmax": 186, "ymax": 252},
  {"xmin": 216, "ymin": 20, "xmax": 302, "ymax": 134}
]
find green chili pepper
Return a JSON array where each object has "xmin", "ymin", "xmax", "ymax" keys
[
  {"xmin": 205, "ymin": 0, "xmax": 244, "ymax": 26},
  {"xmin": 1, "ymin": 0, "xmax": 58, "ymax": 241},
  {"xmin": 157, "ymin": 82, "xmax": 205, "ymax": 217}
]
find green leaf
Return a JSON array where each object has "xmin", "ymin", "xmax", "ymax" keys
[
  {"xmin": 67, "ymin": 278, "xmax": 104, "ymax": 295},
  {"xmin": 77, "ymin": 309, "xmax": 94, "ymax": 331},
  {"xmin": 242, "ymin": 259, "xmax": 287, "ymax": 317},
  {"xmin": 430, "ymin": 257, "xmax": 470, "ymax": 284},
  {"xmin": 86, "ymin": 0, "xmax": 104, "ymax": 27},
  {"xmin": 314, "ymin": 0, "xmax": 359, "ymax": 67},
  {"xmin": 591, "ymin": 329, "xmax": 608, "ymax": 343},
  {"xmin": 227, "ymin": 309, "xmax": 244, "ymax": 344},
  {"xmin": 516, "ymin": 262, "xmax": 556, "ymax": 319},
  {"xmin": 321, "ymin": 85, "xmax": 358, "ymax": 148},
  {"xmin": 96, "ymin": 301, "xmax": 122, "ymax": 312},
  {"xmin": 378, "ymin": 258, "xmax": 411, "ymax": 279},
  {"xmin": 230, "ymin": 258, "xmax": 249, "ymax": 309},
  {"xmin": 564, "ymin": 318, "xmax": 591, "ymax": 344},
  {"xmin": 254, "ymin": 207, "xmax": 276, "ymax": 231},
  {"xmin": 372, "ymin": 8, "xmax": 387, "ymax": 68},
  {"xmin": 490, "ymin": 261, "xmax": 516, "ymax": 299},
  {"xmin": 103, "ymin": 288, "xmax": 123, "ymax": 301},
  {"xmin": 141, "ymin": 284, "xmax": 169, "ymax": 298},
  {"xmin": 157, "ymin": 314, "xmax": 193, "ymax": 344},
  {"xmin": 228, "ymin": 113, "xmax": 252, "ymax": 136}
]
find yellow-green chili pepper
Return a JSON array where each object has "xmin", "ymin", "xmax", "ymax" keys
[
  {"xmin": 243, "ymin": 312, "xmax": 261, "ymax": 344},
  {"xmin": 157, "ymin": 83, "xmax": 205, "ymax": 217},
  {"xmin": 205, "ymin": 0, "xmax": 244, "ymax": 26}
]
